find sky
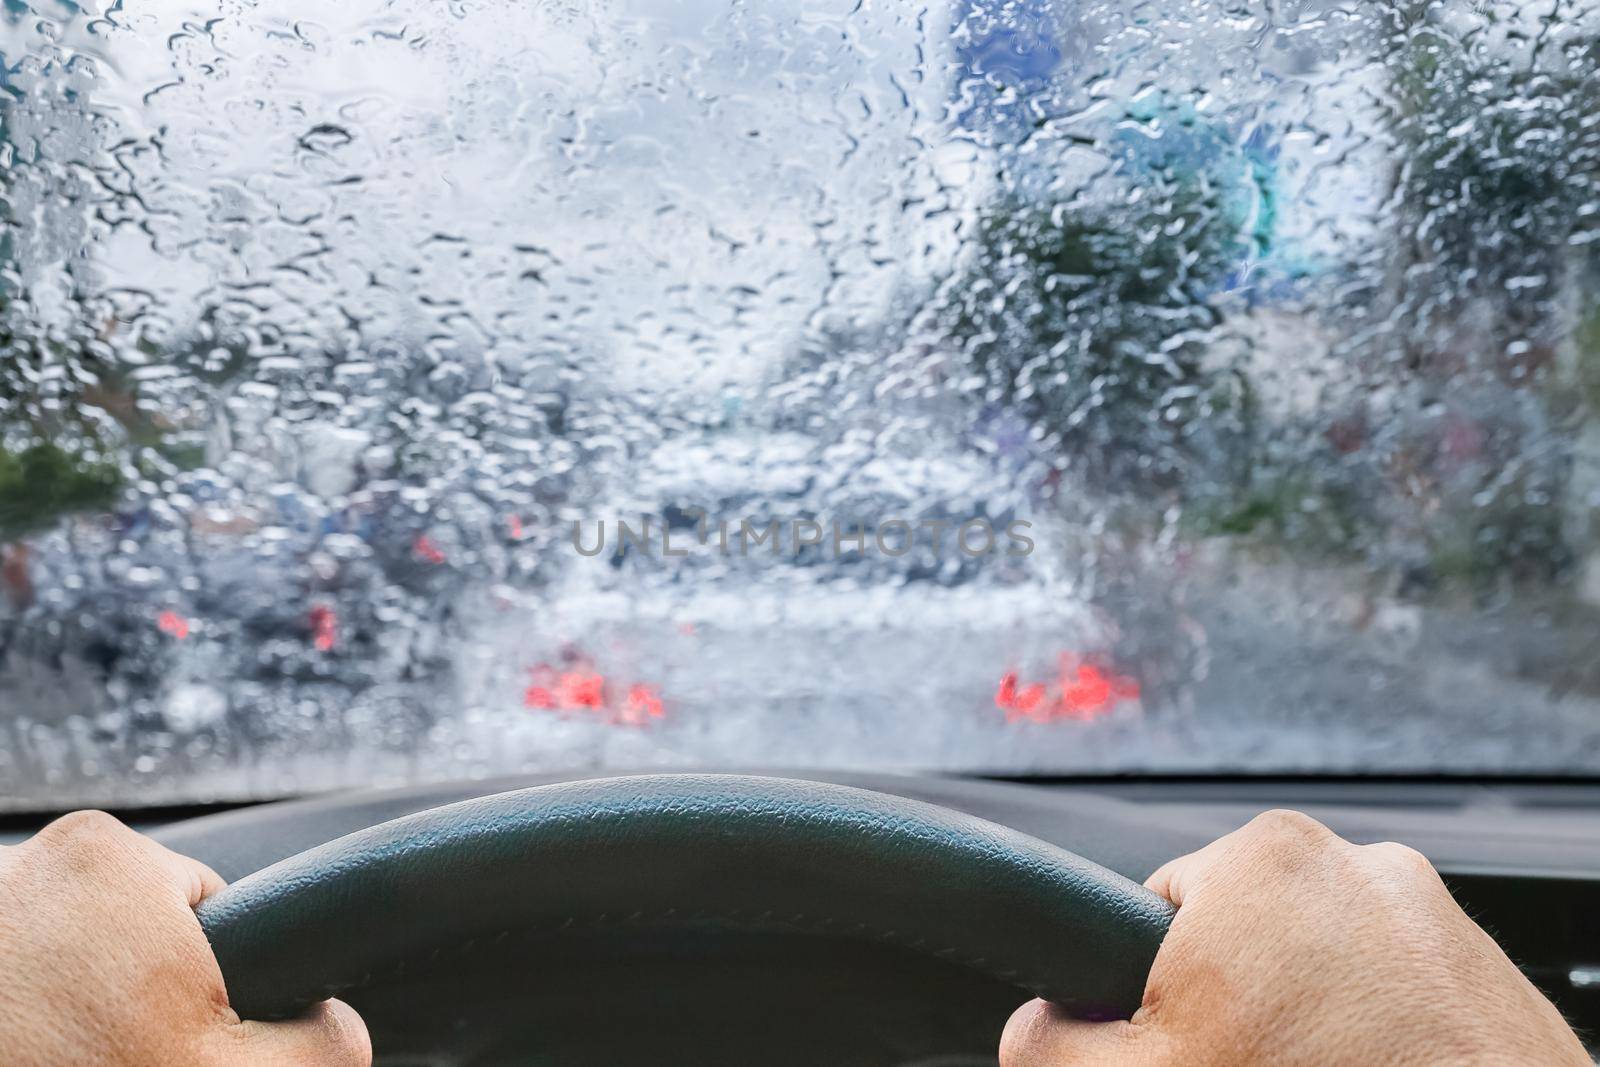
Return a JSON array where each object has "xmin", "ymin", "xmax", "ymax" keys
[
  {"xmin": 7, "ymin": 0, "xmax": 1539, "ymax": 398},
  {"xmin": 6, "ymin": 0, "xmax": 978, "ymax": 399}
]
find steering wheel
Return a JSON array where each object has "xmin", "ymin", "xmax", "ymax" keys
[{"xmin": 196, "ymin": 774, "xmax": 1173, "ymax": 1026}]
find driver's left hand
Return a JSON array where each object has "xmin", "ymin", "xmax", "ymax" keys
[{"xmin": 0, "ymin": 810, "xmax": 371, "ymax": 1066}]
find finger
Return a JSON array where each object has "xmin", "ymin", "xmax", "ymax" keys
[
  {"xmin": 136, "ymin": 839, "xmax": 227, "ymax": 908},
  {"xmin": 999, "ymin": 998, "xmax": 1154, "ymax": 1066},
  {"xmin": 1143, "ymin": 836, "xmax": 1229, "ymax": 907},
  {"xmin": 1141, "ymin": 823, "xmax": 1254, "ymax": 904},
  {"xmin": 1146, "ymin": 809, "xmax": 1341, "ymax": 906},
  {"xmin": 1143, "ymin": 852, "xmax": 1199, "ymax": 907},
  {"xmin": 228, "ymin": 998, "xmax": 372, "ymax": 1067}
]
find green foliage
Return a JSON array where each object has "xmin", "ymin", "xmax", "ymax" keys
[
  {"xmin": 1374, "ymin": 14, "xmax": 1598, "ymax": 588},
  {"xmin": 0, "ymin": 440, "xmax": 121, "ymax": 541},
  {"xmin": 1424, "ymin": 498, "xmax": 1571, "ymax": 589},
  {"xmin": 1576, "ymin": 303, "xmax": 1600, "ymax": 411},
  {"xmin": 1386, "ymin": 19, "xmax": 1600, "ymax": 311},
  {"xmin": 0, "ymin": 288, "xmax": 136, "ymax": 540},
  {"xmin": 1184, "ymin": 469, "xmax": 1364, "ymax": 557},
  {"xmin": 946, "ymin": 175, "xmax": 1247, "ymax": 487}
]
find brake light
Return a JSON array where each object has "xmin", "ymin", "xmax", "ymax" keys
[
  {"xmin": 412, "ymin": 535, "xmax": 447, "ymax": 564},
  {"xmin": 996, "ymin": 656, "xmax": 1140, "ymax": 722},
  {"xmin": 156, "ymin": 610, "xmax": 190, "ymax": 640},
  {"xmin": 623, "ymin": 683, "xmax": 665, "ymax": 724},
  {"xmin": 309, "ymin": 605, "xmax": 338, "ymax": 652},
  {"xmin": 524, "ymin": 664, "xmax": 665, "ymax": 726}
]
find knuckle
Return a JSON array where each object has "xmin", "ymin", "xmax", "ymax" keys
[
  {"xmin": 1368, "ymin": 840, "xmax": 1436, "ymax": 875},
  {"xmin": 28, "ymin": 811, "xmax": 159, "ymax": 886},
  {"xmin": 1237, "ymin": 809, "xmax": 1344, "ymax": 868},
  {"xmin": 37, "ymin": 809, "xmax": 131, "ymax": 852},
  {"xmin": 1247, "ymin": 808, "xmax": 1331, "ymax": 843}
]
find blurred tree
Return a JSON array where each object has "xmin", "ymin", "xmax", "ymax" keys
[
  {"xmin": 943, "ymin": 170, "xmax": 1253, "ymax": 490},
  {"xmin": 0, "ymin": 291, "xmax": 128, "ymax": 541},
  {"xmin": 1382, "ymin": 4, "xmax": 1600, "ymax": 377},
  {"xmin": 1373, "ymin": 3, "xmax": 1600, "ymax": 589},
  {"xmin": 0, "ymin": 440, "xmax": 120, "ymax": 543},
  {"xmin": 0, "ymin": 1, "xmax": 129, "ymax": 545}
]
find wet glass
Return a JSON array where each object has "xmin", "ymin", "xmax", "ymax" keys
[{"xmin": 2, "ymin": 0, "xmax": 1598, "ymax": 807}]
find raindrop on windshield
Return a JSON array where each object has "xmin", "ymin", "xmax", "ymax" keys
[{"xmin": 2, "ymin": 0, "xmax": 1599, "ymax": 807}]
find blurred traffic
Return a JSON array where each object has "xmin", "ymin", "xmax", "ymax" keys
[{"xmin": 3, "ymin": 0, "xmax": 1600, "ymax": 806}]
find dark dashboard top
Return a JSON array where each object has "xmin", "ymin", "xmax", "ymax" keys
[{"xmin": 130, "ymin": 771, "xmax": 1600, "ymax": 884}]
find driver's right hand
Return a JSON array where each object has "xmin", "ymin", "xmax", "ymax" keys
[{"xmin": 1001, "ymin": 809, "xmax": 1590, "ymax": 1066}]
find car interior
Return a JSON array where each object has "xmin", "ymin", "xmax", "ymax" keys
[
  {"xmin": 4, "ymin": 0, "xmax": 1600, "ymax": 1062},
  {"xmin": 0, "ymin": 770, "xmax": 1588, "ymax": 1066}
]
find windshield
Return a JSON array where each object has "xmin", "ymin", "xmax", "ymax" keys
[{"xmin": 3, "ymin": 0, "xmax": 1599, "ymax": 809}]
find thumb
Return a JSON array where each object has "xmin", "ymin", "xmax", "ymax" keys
[
  {"xmin": 1000, "ymin": 999, "xmax": 1161, "ymax": 1067},
  {"xmin": 225, "ymin": 998, "xmax": 372, "ymax": 1067}
]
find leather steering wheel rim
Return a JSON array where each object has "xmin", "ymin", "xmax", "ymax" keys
[{"xmin": 197, "ymin": 774, "xmax": 1173, "ymax": 1022}]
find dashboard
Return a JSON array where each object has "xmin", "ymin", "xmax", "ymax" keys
[{"xmin": 7, "ymin": 771, "xmax": 1595, "ymax": 1065}]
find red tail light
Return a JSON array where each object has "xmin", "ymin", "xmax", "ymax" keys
[
  {"xmin": 524, "ymin": 662, "xmax": 665, "ymax": 726},
  {"xmin": 156, "ymin": 610, "xmax": 191, "ymax": 640},
  {"xmin": 412, "ymin": 535, "xmax": 447, "ymax": 564},
  {"xmin": 996, "ymin": 655, "xmax": 1140, "ymax": 723},
  {"xmin": 309, "ymin": 605, "xmax": 338, "ymax": 652}
]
